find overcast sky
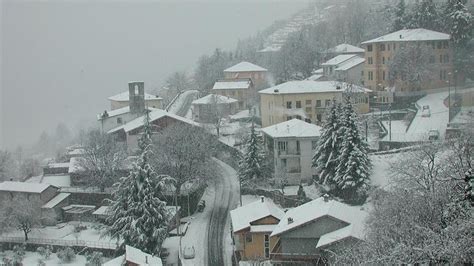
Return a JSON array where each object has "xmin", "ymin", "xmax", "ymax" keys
[{"xmin": 1, "ymin": 0, "xmax": 309, "ymax": 150}]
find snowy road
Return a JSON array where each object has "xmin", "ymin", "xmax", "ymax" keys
[
  {"xmin": 207, "ymin": 158, "xmax": 239, "ymax": 266},
  {"xmin": 168, "ymin": 90, "xmax": 198, "ymax": 117}
]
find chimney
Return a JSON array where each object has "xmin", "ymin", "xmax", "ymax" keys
[
  {"xmin": 261, "ymin": 196, "xmax": 265, "ymax": 202},
  {"xmin": 145, "ymin": 255, "xmax": 148, "ymax": 264},
  {"xmin": 287, "ymin": 217, "xmax": 293, "ymax": 224},
  {"xmin": 323, "ymin": 194, "xmax": 330, "ymax": 202},
  {"xmin": 128, "ymin": 81, "xmax": 145, "ymax": 114}
]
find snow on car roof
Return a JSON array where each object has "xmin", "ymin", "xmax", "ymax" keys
[
  {"xmin": 259, "ymin": 80, "xmax": 371, "ymax": 95},
  {"xmin": 212, "ymin": 79, "xmax": 252, "ymax": 90},
  {"xmin": 108, "ymin": 91, "xmax": 162, "ymax": 102},
  {"xmin": 362, "ymin": 28, "xmax": 450, "ymax": 44},
  {"xmin": 321, "ymin": 54, "xmax": 358, "ymax": 66},
  {"xmin": 192, "ymin": 94, "xmax": 238, "ymax": 105},
  {"xmin": 0, "ymin": 181, "xmax": 56, "ymax": 193},
  {"xmin": 230, "ymin": 197, "xmax": 284, "ymax": 233},
  {"xmin": 224, "ymin": 61, "xmax": 267, "ymax": 72},
  {"xmin": 261, "ymin": 119, "xmax": 322, "ymax": 139},
  {"xmin": 271, "ymin": 197, "xmax": 367, "ymax": 237}
]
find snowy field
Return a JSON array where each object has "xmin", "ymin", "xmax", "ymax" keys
[{"xmin": 0, "ymin": 251, "xmax": 88, "ymax": 266}]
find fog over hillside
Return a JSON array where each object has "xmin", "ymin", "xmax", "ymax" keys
[{"xmin": 1, "ymin": 0, "xmax": 309, "ymax": 149}]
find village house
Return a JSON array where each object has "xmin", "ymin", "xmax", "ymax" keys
[
  {"xmin": 259, "ymin": 80, "xmax": 371, "ymax": 127},
  {"xmin": 103, "ymin": 245, "xmax": 163, "ymax": 266},
  {"xmin": 223, "ymin": 61, "xmax": 268, "ymax": 89},
  {"xmin": 108, "ymin": 89, "xmax": 163, "ymax": 110},
  {"xmin": 324, "ymin": 43, "xmax": 365, "ymax": 59},
  {"xmin": 361, "ymin": 28, "xmax": 454, "ymax": 104},
  {"xmin": 191, "ymin": 94, "xmax": 238, "ymax": 123},
  {"xmin": 261, "ymin": 119, "xmax": 321, "ymax": 185},
  {"xmin": 212, "ymin": 78, "xmax": 254, "ymax": 110},
  {"xmin": 321, "ymin": 54, "xmax": 365, "ymax": 85},
  {"xmin": 230, "ymin": 196, "xmax": 285, "ymax": 262},
  {"xmin": 270, "ymin": 195, "xmax": 367, "ymax": 264}
]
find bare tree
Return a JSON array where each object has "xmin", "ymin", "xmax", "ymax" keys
[
  {"xmin": 79, "ymin": 129, "xmax": 127, "ymax": 191},
  {"xmin": 0, "ymin": 200, "xmax": 41, "ymax": 241},
  {"xmin": 166, "ymin": 71, "xmax": 193, "ymax": 94}
]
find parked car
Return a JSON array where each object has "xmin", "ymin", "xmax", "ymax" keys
[
  {"xmin": 197, "ymin": 200, "xmax": 205, "ymax": 212},
  {"xmin": 421, "ymin": 105, "xmax": 431, "ymax": 117},
  {"xmin": 428, "ymin": 129, "xmax": 440, "ymax": 140}
]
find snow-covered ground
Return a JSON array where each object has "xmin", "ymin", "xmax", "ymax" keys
[
  {"xmin": 167, "ymin": 90, "xmax": 198, "ymax": 115},
  {"xmin": 0, "ymin": 222, "xmax": 118, "ymax": 249},
  {"xmin": 369, "ymin": 152, "xmax": 408, "ymax": 189},
  {"xmin": 0, "ymin": 251, "xmax": 89, "ymax": 266},
  {"xmin": 382, "ymin": 91, "xmax": 449, "ymax": 142}
]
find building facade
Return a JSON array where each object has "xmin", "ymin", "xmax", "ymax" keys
[
  {"xmin": 259, "ymin": 81, "xmax": 370, "ymax": 128},
  {"xmin": 212, "ymin": 79, "xmax": 254, "ymax": 110},
  {"xmin": 261, "ymin": 119, "xmax": 321, "ymax": 185},
  {"xmin": 361, "ymin": 28, "xmax": 454, "ymax": 104},
  {"xmin": 223, "ymin": 61, "xmax": 268, "ymax": 89},
  {"xmin": 191, "ymin": 94, "xmax": 238, "ymax": 123}
]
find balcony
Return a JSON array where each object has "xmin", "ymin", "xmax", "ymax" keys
[{"xmin": 277, "ymin": 150, "xmax": 300, "ymax": 156}]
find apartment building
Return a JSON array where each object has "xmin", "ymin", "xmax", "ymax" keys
[
  {"xmin": 361, "ymin": 28, "xmax": 454, "ymax": 104},
  {"xmin": 259, "ymin": 80, "xmax": 370, "ymax": 127}
]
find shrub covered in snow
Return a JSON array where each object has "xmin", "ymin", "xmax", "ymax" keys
[
  {"xmin": 57, "ymin": 247, "xmax": 76, "ymax": 263},
  {"xmin": 85, "ymin": 251, "xmax": 103, "ymax": 266},
  {"xmin": 36, "ymin": 245, "xmax": 52, "ymax": 259}
]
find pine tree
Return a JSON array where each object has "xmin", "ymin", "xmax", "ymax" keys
[
  {"xmin": 410, "ymin": 0, "xmax": 440, "ymax": 30},
  {"xmin": 312, "ymin": 100, "xmax": 344, "ymax": 185},
  {"xmin": 334, "ymin": 96, "xmax": 371, "ymax": 203},
  {"xmin": 449, "ymin": 0, "xmax": 473, "ymax": 47},
  {"xmin": 238, "ymin": 122, "xmax": 267, "ymax": 181},
  {"xmin": 105, "ymin": 112, "xmax": 170, "ymax": 255},
  {"xmin": 393, "ymin": 0, "xmax": 407, "ymax": 31}
]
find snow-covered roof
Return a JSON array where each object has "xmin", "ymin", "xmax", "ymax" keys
[
  {"xmin": 306, "ymin": 74, "xmax": 324, "ymax": 81},
  {"xmin": 42, "ymin": 193, "xmax": 71, "ymax": 209},
  {"xmin": 224, "ymin": 61, "xmax": 267, "ymax": 72},
  {"xmin": 108, "ymin": 91, "xmax": 162, "ymax": 102},
  {"xmin": 192, "ymin": 94, "xmax": 238, "ymax": 105},
  {"xmin": 212, "ymin": 79, "xmax": 252, "ymax": 90},
  {"xmin": 92, "ymin": 205, "xmax": 110, "ymax": 216},
  {"xmin": 250, "ymin": 224, "xmax": 277, "ymax": 233},
  {"xmin": 327, "ymin": 43, "xmax": 365, "ymax": 54},
  {"xmin": 335, "ymin": 57, "xmax": 365, "ymax": 71},
  {"xmin": 108, "ymin": 109, "xmax": 198, "ymax": 134},
  {"xmin": 362, "ymin": 28, "xmax": 450, "ymax": 44},
  {"xmin": 103, "ymin": 255, "xmax": 125, "ymax": 266},
  {"xmin": 313, "ymin": 68, "xmax": 323, "ymax": 74},
  {"xmin": 230, "ymin": 197, "xmax": 284, "ymax": 233},
  {"xmin": 125, "ymin": 245, "xmax": 163, "ymax": 266},
  {"xmin": 68, "ymin": 157, "xmax": 86, "ymax": 174},
  {"xmin": 271, "ymin": 197, "xmax": 367, "ymax": 239},
  {"xmin": 46, "ymin": 162, "xmax": 70, "ymax": 169},
  {"xmin": 98, "ymin": 106, "xmax": 129, "ymax": 120},
  {"xmin": 41, "ymin": 174, "xmax": 71, "ymax": 187},
  {"xmin": 67, "ymin": 148, "xmax": 85, "ymax": 157},
  {"xmin": 259, "ymin": 81, "xmax": 371, "ymax": 95},
  {"xmin": 321, "ymin": 54, "xmax": 358, "ymax": 66},
  {"xmin": 316, "ymin": 222, "xmax": 365, "ymax": 248},
  {"xmin": 0, "ymin": 181, "xmax": 56, "ymax": 193},
  {"xmin": 262, "ymin": 119, "xmax": 322, "ymax": 139}
]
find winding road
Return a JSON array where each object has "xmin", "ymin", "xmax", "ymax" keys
[{"xmin": 207, "ymin": 159, "xmax": 239, "ymax": 266}]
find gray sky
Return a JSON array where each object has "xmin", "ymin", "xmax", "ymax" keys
[{"xmin": 1, "ymin": 0, "xmax": 308, "ymax": 149}]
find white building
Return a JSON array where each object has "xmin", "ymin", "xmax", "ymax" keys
[
  {"xmin": 321, "ymin": 54, "xmax": 365, "ymax": 85},
  {"xmin": 261, "ymin": 119, "xmax": 322, "ymax": 185}
]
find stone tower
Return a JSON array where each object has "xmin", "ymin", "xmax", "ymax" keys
[{"xmin": 128, "ymin": 81, "xmax": 145, "ymax": 114}]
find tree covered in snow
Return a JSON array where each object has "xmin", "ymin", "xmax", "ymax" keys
[
  {"xmin": 238, "ymin": 122, "xmax": 268, "ymax": 181},
  {"xmin": 312, "ymin": 100, "xmax": 344, "ymax": 185},
  {"xmin": 166, "ymin": 71, "xmax": 193, "ymax": 95},
  {"xmin": 444, "ymin": 0, "xmax": 473, "ymax": 46},
  {"xmin": 105, "ymin": 114, "xmax": 171, "ymax": 255},
  {"xmin": 334, "ymin": 96, "xmax": 371, "ymax": 203},
  {"xmin": 408, "ymin": 0, "xmax": 440, "ymax": 30},
  {"xmin": 0, "ymin": 200, "xmax": 41, "ymax": 241},
  {"xmin": 392, "ymin": 0, "xmax": 408, "ymax": 31},
  {"xmin": 80, "ymin": 129, "xmax": 127, "ymax": 191},
  {"xmin": 0, "ymin": 150, "xmax": 14, "ymax": 181}
]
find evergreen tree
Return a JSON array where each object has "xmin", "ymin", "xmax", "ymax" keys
[
  {"xmin": 105, "ymin": 112, "xmax": 170, "ymax": 255},
  {"xmin": 238, "ymin": 122, "xmax": 267, "ymax": 181},
  {"xmin": 410, "ymin": 0, "xmax": 440, "ymax": 30},
  {"xmin": 449, "ymin": 0, "xmax": 473, "ymax": 47},
  {"xmin": 393, "ymin": 0, "xmax": 408, "ymax": 31},
  {"xmin": 334, "ymin": 96, "xmax": 371, "ymax": 203},
  {"xmin": 312, "ymin": 100, "xmax": 344, "ymax": 185}
]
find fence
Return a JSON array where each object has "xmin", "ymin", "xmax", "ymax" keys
[{"xmin": 0, "ymin": 236, "xmax": 117, "ymax": 250}]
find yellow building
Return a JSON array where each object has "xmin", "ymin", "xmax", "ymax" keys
[
  {"xmin": 361, "ymin": 28, "xmax": 454, "ymax": 104},
  {"xmin": 230, "ymin": 196, "xmax": 284, "ymax": 262},
  {"xmin": 259, "ymin": 80, "xmax": 370, "ymax": 128}
]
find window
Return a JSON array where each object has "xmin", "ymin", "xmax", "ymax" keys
[
  {"xmin": 315, "ymin": 100, "xmax": 321, "ymax": 107},
  {"xmin": 368, "ymin": 71, "xmax": 373, "ymax": 81},
  {"xmin": 444, "ymin": 54, "xmax": 449, "ymax": 63},
  {"xmin": 296, "ymin": 115, "xmax": 302, "ymax": 120},
  {"xmin": 281, "ymin": 158, "xmax": 287, "ymax": 168},
  {"xmin": 387, "ymin": 43, "xmax": 391, "ymax": 51},
  {"xmin": 305, "ymin": 118, "xmax": 311, "ymax": 123},
  {"xmin": 440, "ymin": 69, "xmax": 447, "ymax": 80},
  {"xmin": 278, "ymin": 141, "xmax": 287, "ymax": 152},
  {"xmin": 296, "ymin": 140, "xmax": 300, "ymax": 154},
  {"xmin": 312, "ymin": 141, "xmax": 318, "ymax": 150},
  {"xmin": 367, "ymin": 44, "xmax": 373, "ymax": 52},
  {"xmin": 296, "ymin": 101, "xmax": 302, "ymax": 108},
  {"xmin": 380, "ymin": 43, "xmax": 385, "ymax": 51},
  {"xmin": 305, "ymin": 99, "xmax": 311, "ymax": 105},
  {"xmin": 382, "ymin": 71, "xmax": 386, "ymax": 81},
  {"xmin": 286, "ymin": 101, "xmax": 292, "ymax": 109},
  {"xmin": 382, "ymin": 57, "xmax": 385, "ymax": 64},
  {"xmin": 393, "ymin": 43, "xmax": 396, "ymax": 50},
  {"xmin": 286, "ymin": 116, "xmax": 292, "ymax": 121},
  {"xmin": 245, "ymin": 233, "xmax": 252, "ymax": 243},
  {"xmin": 325, "ymin": 99, "xmax": 331, "ymax": 107},
  {"xmin": 317, "ymin": 114, "xmax": 322, "ymax": 122},
  {"xmin": 429, "ymin": 56, "xmax": 435, "ymax": 63},
  {"xmin": 264, "ymin": 234, "xmax": 270, "ymax": 258},
  {"xmin": 437, "ymin": 41, "xmax": 442, "ymax": 49},
  {"xmin": 305, "ymin": 107, "xmax": 312, "ymax": 113},
  {"xmin": 440, "ymin": 54, "xmax": 443, "ymax": 63},
  {"xmin": 117, "ymin": 117, "xmax": 123, "ymax": 124},
  {"xmin": 368, "ymin": 57, "xmax": 373, "ymax": 64},
  {"xmin": 443, "ymin": 41, "xmax": 449, "ymax": 48}
]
